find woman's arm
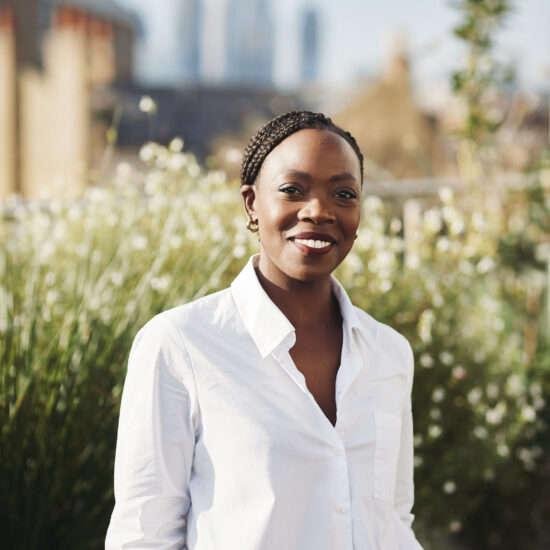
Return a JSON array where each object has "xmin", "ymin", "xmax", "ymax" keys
[{"xmin": 106, "ymin": 315, "xmax": 197, "ymax": 550}]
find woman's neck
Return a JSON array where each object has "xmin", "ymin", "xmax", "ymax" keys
[{"xmin": 254, "ymin": 265, "xmax": 340, "ymax": 328}]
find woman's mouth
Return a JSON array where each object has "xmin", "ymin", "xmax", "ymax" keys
[
  {"xmin": 288, "ymin": 233, "xmax": 336, "ymax": 256},
  {"xmin": 293, "ymin": 238, "xmax": 332, "ymax": 249}
]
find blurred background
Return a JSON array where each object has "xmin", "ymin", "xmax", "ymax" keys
[{"xmin": 0, "ymin": 0, "xmax": 549, "ymax": 549}]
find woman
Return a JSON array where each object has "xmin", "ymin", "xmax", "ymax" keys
[{"xmin": 106, "ymin": 111, "xmax": 424, "ymax": 549}]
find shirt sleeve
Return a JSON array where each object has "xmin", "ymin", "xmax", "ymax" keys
[
  {"xmin": 105, "ymin": 315, "xmax": 198, "ymax": 550},
  {"xmin": 393, "ymin": 341, "xmax": 424, "ymax": 549}
]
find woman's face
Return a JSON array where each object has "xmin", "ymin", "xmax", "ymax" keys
[{"xmin": 241, "ymin": 128, "xmax": 361, "ymax": 286}]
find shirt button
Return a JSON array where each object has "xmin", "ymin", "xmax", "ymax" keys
[
  {"xmin": 333, "ymin": 447, "xmax": 344, "ymax": 456},
  {"xmin": 335, "ymin": 505, "xmax": 347, "ymax": 514}
]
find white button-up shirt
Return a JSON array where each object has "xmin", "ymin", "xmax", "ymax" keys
[{"xmin": 106, "ymin": 256, "xmax": 424, "ymax": 549}]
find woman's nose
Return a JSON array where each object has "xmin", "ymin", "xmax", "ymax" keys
[{"xmin": 298, "ymin": 196, "xmax": 335, "ymax": 224}]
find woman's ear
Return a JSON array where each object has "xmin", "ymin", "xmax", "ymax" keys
[{"xmin": 240, "ymin": 184, "xmax": 257, "ymax": 219}]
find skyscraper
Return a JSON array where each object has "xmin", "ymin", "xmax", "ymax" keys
[
  {"xmin": 225, "ymin": 0, "xmax": 274, "ymax": 86},
  {"xmin": 300, "ymin": 7, "xmax": 319, "ymax": 83},
  {"xmin": 177, "ymin": 0, "xmax": 201, "ymax": 82}
]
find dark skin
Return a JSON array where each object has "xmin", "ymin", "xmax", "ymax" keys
[
  {"xmin": 256, "ymin": 270, "xmax": 343, "ymax": 425},
  {"xmin": 241, "ymin": 129, "xmax": 362, "ymax": 426}
]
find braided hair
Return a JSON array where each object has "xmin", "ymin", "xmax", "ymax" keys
[{"xmin": 240, "ymin": 111, "xmax": 364, "ymax": 187}]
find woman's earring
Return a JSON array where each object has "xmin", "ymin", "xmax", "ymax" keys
[
  {"xmin": 247, "ymin": 216, "xmax": 259, "ymax": 233},
  {"xmin": 354, "ymin": 233, "xmax": 358, "ymax": 240}
]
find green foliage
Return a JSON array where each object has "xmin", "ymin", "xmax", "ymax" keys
[
  {"xmin": 1, "ymin": 141, "xmax": 549, "ymax": 548},
  {"xmin": 451, "ymin": 0, "xmax": 514, "ymax": 144}
]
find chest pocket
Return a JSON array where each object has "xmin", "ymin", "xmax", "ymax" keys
[{"xmin": 373, "ymin": 411, "xmax": 402, "ymax": 503}]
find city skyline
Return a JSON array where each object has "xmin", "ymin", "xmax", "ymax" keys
[{"xmin": 116, "ymin": 0, "xmax": 549, "ymax": 93}]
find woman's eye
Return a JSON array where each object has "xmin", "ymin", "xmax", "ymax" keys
[
  {"xmin": 279, "ymin": 186, "xmax": 301, "ymax": 195},
  {"xmin": 335, "ymin": 190, "xmax": 357, "ymax": 199}
]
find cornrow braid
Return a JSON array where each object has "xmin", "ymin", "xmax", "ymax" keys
[{"xmin": 240, "ymin": 110, "xmax": 364, "ymax": 187}]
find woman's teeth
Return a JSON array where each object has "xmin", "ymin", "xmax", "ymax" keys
[{"xmin": 294, "ymin": 238, "xmax": 332, "ymax": 248}]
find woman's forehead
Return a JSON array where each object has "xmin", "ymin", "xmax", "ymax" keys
[{"xmin": 260, "ymin": 129, "xmax": 362, "ymax": 180}]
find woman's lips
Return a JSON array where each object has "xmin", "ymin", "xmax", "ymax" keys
[{"xmin": 289, "ymin": 236, "xmax": 335, "ymax": 256}]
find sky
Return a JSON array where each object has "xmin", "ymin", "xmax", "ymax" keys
[{"xmin": 116, "ymin": 0, "xmax": 549, "ymax": 93}]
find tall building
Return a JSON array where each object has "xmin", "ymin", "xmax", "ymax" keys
[
  {"xmin": 200, "ymin": 0, "xmax": 227, "ymax": 84},
  {"xmin": 177, "ymin": 0, "xmax": 201, "ymax": 83},
  {"xmin": 300, "ymin": 8, "xmax": 319, "ymax": 83},
  {"xmin": 225, "ymin": 0, "xmax": 274, "ymax": 86}
]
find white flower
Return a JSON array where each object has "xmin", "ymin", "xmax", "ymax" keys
[
  {"xmin": 438, "ymin": 186, "xmax": 454, "ymax": 203},
  {"xmin": 439, "ymin": 351, "xmax": 454, "ymax": 365},
  {"xmin": 364, "ymin": 196, "xmax": 383, "ymax": 211},
  {"xmin": 169, "ymin": 235, "xmax": 183, "ymax": 249},
  {"xmin": 419, "ymin": 353, "xmax": 434, "ymax": 368},
  {"xmin": 472, "ymin": 211, "xmax": 485, "ymax": 231},
  {"xmin": 188, "ymin": 164, "xmax": 200, "ymax": 178},
  {"xmin": 116, "ymin": 162, "xmax": 132, "ymax": 177},
  {"xmin": 452, "ymin": 366, "xmax": 466, "ymax": 380},
  {"xmin": 418, "ymin": 309, "xmax": 435, "ymax": 343},
  {"xmin": 232, "ymin": 244, "xmax": 246, "ymax": 259},
  {"xmin": 432, "ymin": 387, "xmax": 445, "ymax": 403},
  {"xmin": 424, "ymin": 209, "xmax": 442, "ymax": 232},
  {"xmin": 169, "ymin": 137, "xmax": 184, "ymax": 152},
  {"xmin": 436, "ymin": 237, "xmax": 451, "ymax": 252},
  {"xmin": 110, "ymin": 272, "xmax": 123, "ymax": 287},
  {"xmin": 68, "ymin": 205, "xmax": 82, "ymax": 221},
  {"xmin": 405, "ymin": 253, "xmax": 420, "ymax": 270},
  {"xmin": 224, "ymin": 147, "xmax": 242, "ymax": 164},
  {"xmin": 486, "ymin": 402, "xmax": 506, "ymax": 424},
  {"xmin": 379, "ymin": 280, "xmax": 393, "ymax": 293},
  {"xmin": 390, "ymin": 218, "xmax": 402, "ymax": 233},
  {"xmin": 521, "ymin": 405, "xmax": 536, "ymax": 422},
  {"xmin": 131, "ymin": 235, "xmax": 148, "ymax": 250},
  {"xmin": 443, "ymin": 481, "xmax": 456, "ymax": 494},
  {"xmin": 477, "ymin": 256, "xmax": 495, "ymax": 274},
  {"xmin": 428, "ymin": 424, "xmax": 442, "ymax": 438},
  {"xmin": 150, "ymin": 275, "xmax": 172, "ymax": 292},
  {"xmin": 139, "ymin": 95, "xmax": 157, "ymax": 114},
  {"xmin": 344, "ymin": 252, "xmax": 363, "ymax": 273},
  {"xmin": 168, "ymin": 153, "xmax": 187, "ymax": 172},
  {"xmin": 474, "ymin": 426, "xmax": 488, "ymax": 439},
  {"xmin": 467, "ymin": 387, "xmax": 483, "ymax": 406},
  {"xmin": 44, "ymin": 272, "xmax": 56, "ymax": 286},
  {"xmin": 450, "ymin": 218, "xmax": 465, "ymax": 235},
  {"xmin": 46, "ymin": 289, "xmax": 59, "ymax": 305},
  {"xmin": 497, "ymin": 443, "xmax": 509, "ymax": 457},
  {"xmin": 139, "ymin": 143, "xmax": 156, "ymax": 163},
  {"xmin": 505, "ymin": 374, "xmax": 524, "ymax": 397},
  {"xmin": 449, "ymin": 520, "xmax": 462, "ymax": 533},
  {"xmin": 486, "ymin": 383, "xmax": 499, "ymax": 399}
]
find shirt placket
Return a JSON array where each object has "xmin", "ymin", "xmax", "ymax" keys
[{"xmin": 272, "ymin": 337, "xmax": 356, "ymax": 550}]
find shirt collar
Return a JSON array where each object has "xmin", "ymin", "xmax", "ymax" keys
[{"xmin": 231, "ymin": 255, "xmax": 363, "ymax": 359}]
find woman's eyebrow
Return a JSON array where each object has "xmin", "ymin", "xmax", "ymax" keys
[
  {"xmin": 281, "ymin": 169, "xmax": 311, "ymax": 180},
  {"xmin": 281, "ymin": 170, "xmax": 358, "ymax": 182},
  {"xmin": 329, "ymin": 172, "xmax": 358, "ymax": 182}
]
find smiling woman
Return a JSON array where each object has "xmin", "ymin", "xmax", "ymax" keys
[{"xmin": 106, "ymin": 111, "xmax": 424, "ymax": 549}]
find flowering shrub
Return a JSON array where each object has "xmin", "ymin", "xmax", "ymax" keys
[{"xmin": 1, "ymin": 141, "xmax": 548, "ymax": 548}]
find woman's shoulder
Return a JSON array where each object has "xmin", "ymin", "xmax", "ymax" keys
[
  {"xmin": 351, "ymin": 305, "xmax": 413, "ymax": 364},
  {"xmin": 143, "ymin": 286, "xmax": 235, "ymax": 336}
]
